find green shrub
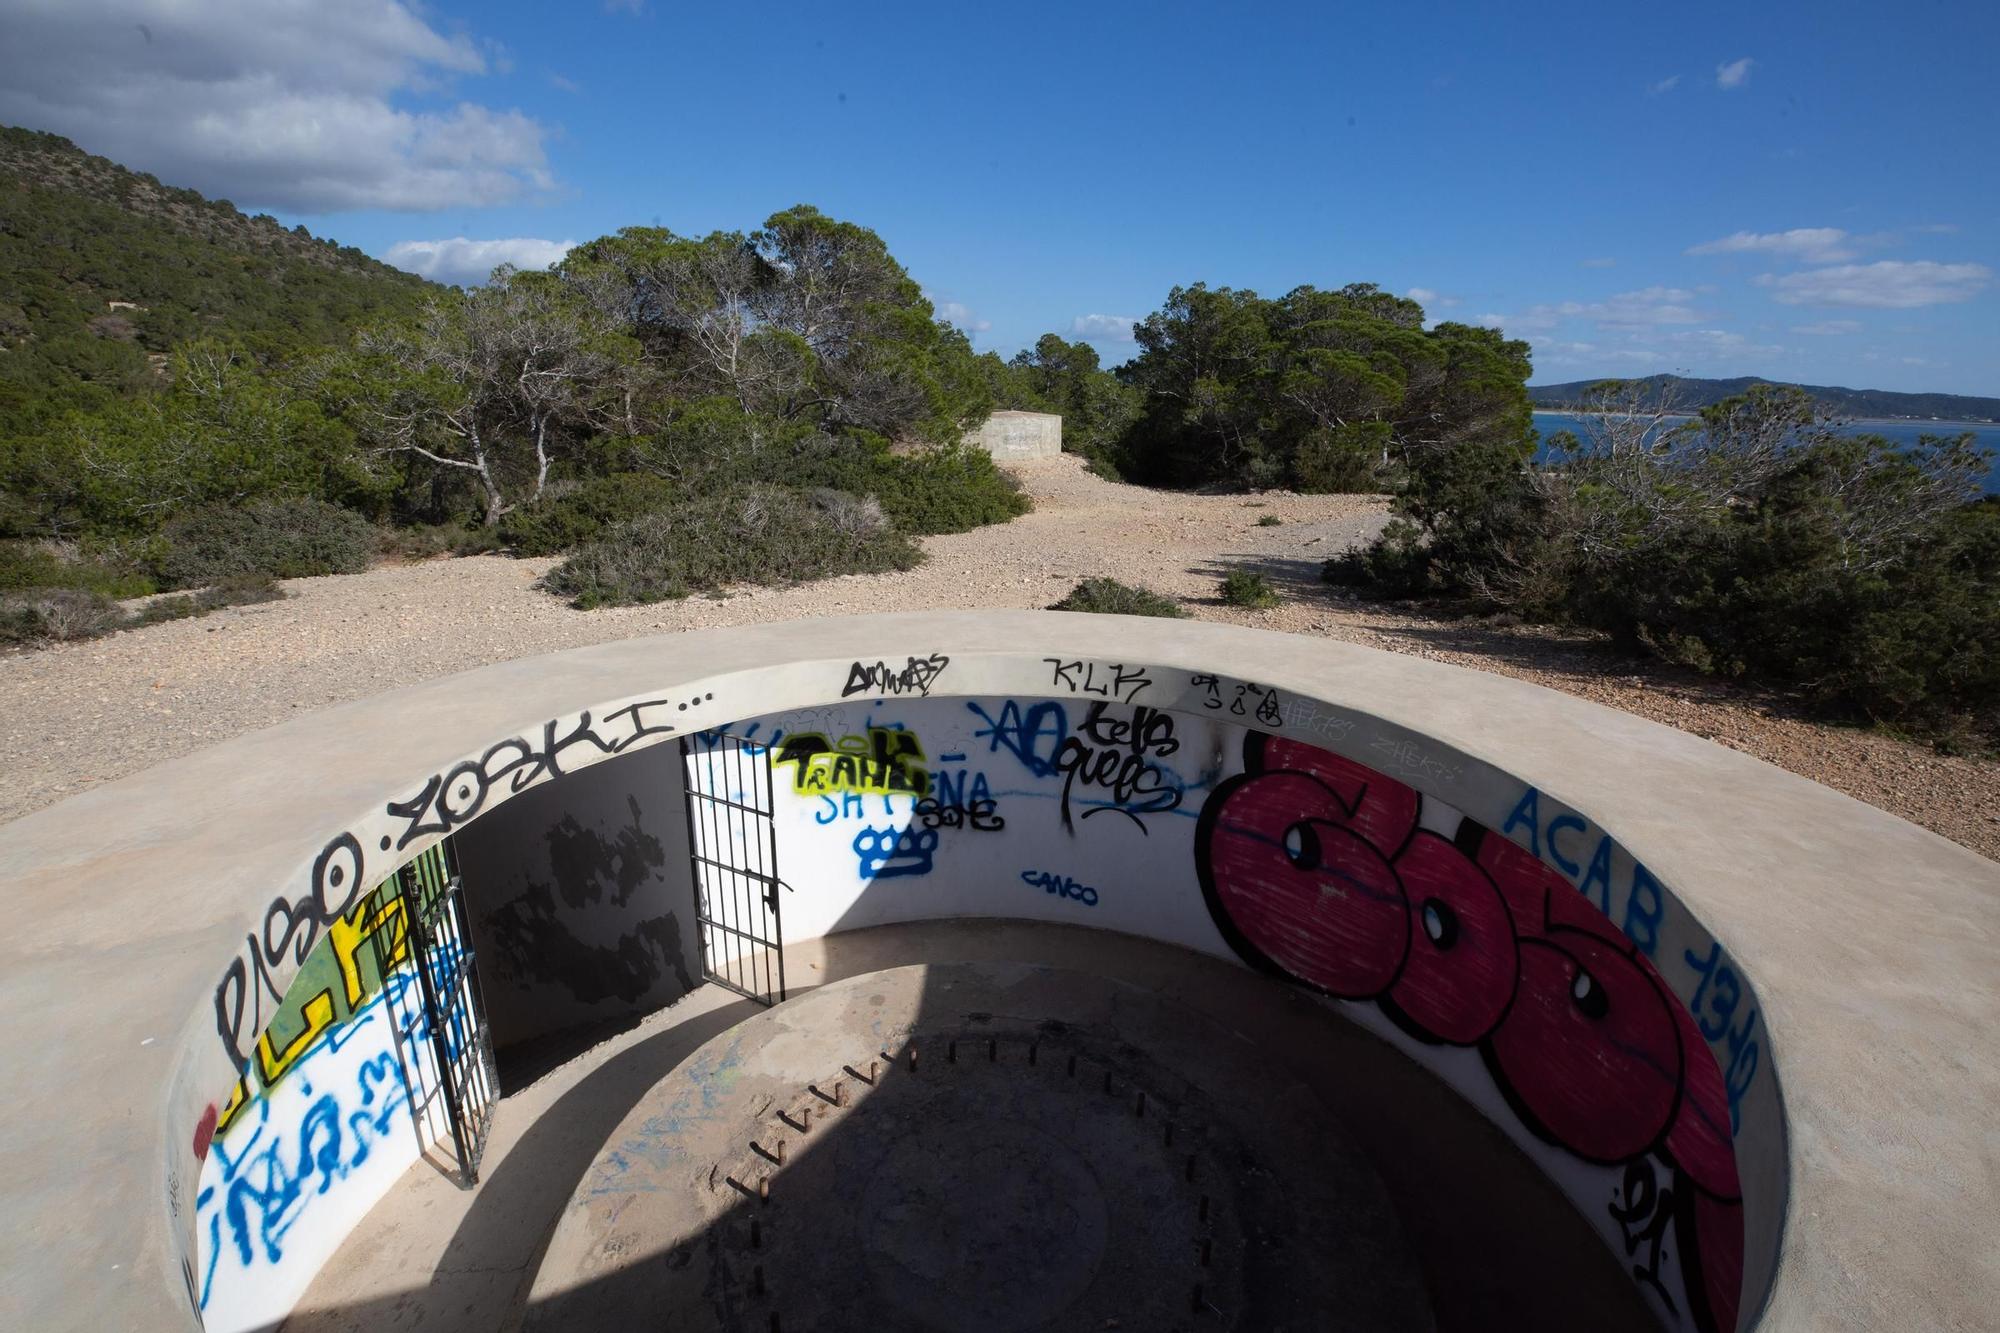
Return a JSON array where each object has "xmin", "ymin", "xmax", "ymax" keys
[
  {"xmin": 1220, "ymin": 570, "xmax": 1280, "ymax": 609},
  {"xmin": 1338, "ymin": 383, "xmax": 2000, "ymax": 742},
  {"xmin": 1049, "ymin": 578, "xmax": 1186, "ymax": 618},
  {"xmin": 0, "ymin": 587, "xmax": 121, "ymax": 645},
  {"xmin": 158, "ymin": 497, "xmax": 375, "ymax": 587},
  {"xmin": 131, "ymin": 574, "xmax": 285, "ymax": 626},
  {"xmin": 499, "ymin": 472, "xmax": 678, "ymax": 556},
  {"xmin": 635, "ymin": 409, "xmax": 1031, "ymax": 536},
  {"xmin": 1321, "ymin": 519, "xmax": 1434, "ymax": 596},
  {"xmin": 376, "ymin": 523, "xmax": 504, "ymax": 561},
  {"xmin": 1292, "ymin": 422, "xmax": 1390, "ymax": 494},
  {"xmin": 792, "ymin": 441, "xmax": 1030, "ymax": 535},
  {"xmin": 0, "ymin": 540, "xmax": 153, "ymax": 598},
  {"xmin": 540, "ymin": 487, "xmax": 922, "ymax": 608},
  {"xmin": 1256, "ymin": 514, "xmax": 1282, "ymax": 527}
]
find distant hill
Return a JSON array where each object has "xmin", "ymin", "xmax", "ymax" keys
[
  {"xmin": 0, "ymin": 125, "xmax": 435, "ymax": 433},
  {"xmin": 1528, "ymin": 374, "xmax": 2000, "ymax": 424}
]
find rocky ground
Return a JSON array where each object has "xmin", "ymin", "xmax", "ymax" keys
[{"xmin": 3, "ymin": 454, "xmax": 1994, "ymax": 861}]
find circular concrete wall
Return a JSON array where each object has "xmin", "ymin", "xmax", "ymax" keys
[{"xmin": 0, "ymin": 612, "xmax": 1993, "ymax": 1331}]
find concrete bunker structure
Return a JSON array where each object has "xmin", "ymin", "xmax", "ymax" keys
[
  {"xmin": 0, "ymin": 612, "xmax": 1994, "ymax": 1331},
  {"xmin": 966, "ymin": 409, "xmax": 1062, "ymax": 461}
]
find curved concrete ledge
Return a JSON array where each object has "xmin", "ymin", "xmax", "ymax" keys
[{"xmin": 0, "ymin": 611, "xmax": 1993, "ymax": 1330}]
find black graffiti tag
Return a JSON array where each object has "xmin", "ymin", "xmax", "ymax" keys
[
  {"xmin": 214, "ymin": 694, "xmax": 700, "ymax": 1073},
  {"xmin": 384, "ymin": 699, "xmax": 684, "ymax": 850},
  {"xmin": 1191, "ymin": 673, "xmax": 1283, "ymax": 728},
  {"xmin": 1046, "ymin": 658, "xmax": 1152, "ymax": 704},
  {"xmin": 1052, "ymin": 703, "xmax": 1182, "ymax": 834},
  {"xmin": 913, "ymin": 796, "xmax": 1005, "ymax": 831},
  {"xmin": 842, "ymin": 655, "xmax": 950, "ymax": 698},
  {"xmin": 213, "ymin": 833, "xmax": 365, "ymax": 1073}
]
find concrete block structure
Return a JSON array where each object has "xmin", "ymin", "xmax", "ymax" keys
[
  {"xmin": 966, "ymin": 408, "xmax": 1061, "ymax": 460},
  {"xmin": 0, "ymin": 612, "xmax": 1995, "ymax": 1332}
]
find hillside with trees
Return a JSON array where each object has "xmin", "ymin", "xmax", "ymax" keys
[
  {"xmin": 0, "ymin": 126, "xmax": 434, "ymax": 438},
  {"xmin": 1, "ymin": 134, "xmax": 1025, "ymax": 629},
  {"xmin": 3, "ymin": 130, "xmax": 1993, "ymax": 744},
  {"xmin": 1530, "ymin": 374, "xmax": 2000, "ymax": 423}
]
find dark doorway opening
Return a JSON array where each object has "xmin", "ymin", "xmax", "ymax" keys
[{"xmin": 451, "ymin": 741, "xmax": 705, "ymax": 1090}]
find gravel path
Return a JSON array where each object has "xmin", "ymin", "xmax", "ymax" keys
[{"xmin": 4, "ymin": 454, "xmax": 1995, "ymax": 861}]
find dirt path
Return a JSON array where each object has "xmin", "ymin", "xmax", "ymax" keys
[{"xmin": 4, "ymin": 455, "xmax": 1995, "ymax": 861}]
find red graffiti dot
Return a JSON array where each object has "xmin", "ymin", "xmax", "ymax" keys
[
  {"xmin": 1205, "ymin": 773, "xmax": 1410, "ymax": 997},
  {"xmin": 1487, "ymin": 931, "xmax": 1682, "ymax": 1163},
  {"xmin": 191, "ymin": 1103, "xmax": 218, "ymax": 1162},
  {"xmin": 1662, "ymin": 991, "xmax": 1742, "ymax": 1200},
  {"xmin": 1260, "ymin": 736, "xmax": 1420, "ymax": 855},
  {"xmin": 1385, "ymin": 832, "xmax": 1518, "ymax": 1044}
]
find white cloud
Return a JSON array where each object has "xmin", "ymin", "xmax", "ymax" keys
[
  {"xmin": 1687, "ymin": 227, "xmax": 1856, "ymax": 263},
  {"xmin": 1789, "ymin": 320, "xmax": 1862, "ymax": 335},
  {"xmin": 930, "ymin": 299, "xmax": 992, "ymax": 333},
  {"xmin": 1648, "ymin": 75, "xmax": 1681, "ymax": 95},
  {"xmin": 1071, "ymin": 314, "xmax": 1138, "ymax": 341},
  {"xmin": 383, "ymin": 237, "xmax": 574, "ymax": 286},
  {"xmin": 548, "ymin": 73, "xmax": 581, "ymax": 94},
  {"xmin": 1757, "ymin": 260, "xmax": 1991, "ymax": 308},
  {"xmin": 1405, "ymin": 286, "xmax": 1460, "ymax": 308},
  {"xmin": 1485, "ymin": 286, "xmax": 1705, "ymax": 336},
  {"xmin": 0, "ymin": 0, "xmax": 554, "ymax": 213},
  {"xmin": 1716, "ymin": 57, "xmax": 1754, "ymax": 90}
]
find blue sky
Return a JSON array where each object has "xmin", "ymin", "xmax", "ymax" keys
[{"xmin": 2, "ymin": 0, "xmax": 1995, "ymax": 394}]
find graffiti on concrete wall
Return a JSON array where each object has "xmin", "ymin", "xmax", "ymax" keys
[
  {"xmin": 194, "ymin": 954, "xmax": 442, "ymax": 1331},
  {"xmin": 1195, "ymin": 733, "xmax": 1744, "ymax": 1333},
  {"xmin": 184, "ymin": 665, "xmax": 1769, "ymax": 1333},
  {"xmin": 207, "ymin": 845, "xmax": 450, "ymax": 1142},
  {"xmin": 842, "ymin": 654, "xmax": 950, "ymax": 698},
  {"xmin": 774, "ymin": 726, "xmax": 930, "ymax": 798}
]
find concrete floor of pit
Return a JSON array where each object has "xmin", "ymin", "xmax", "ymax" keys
[{"xmin": 286, "ymin": 922, "xmax": 1659, "ymax": 1333}]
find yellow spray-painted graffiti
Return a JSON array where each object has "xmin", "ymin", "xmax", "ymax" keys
[
  {"xmin": 213, "ymin": 850, "xmax": 432, "ymax": 1138},
  {"xmin": 773, "ymin": 727, "xmax": 930, "ymax": 797}
]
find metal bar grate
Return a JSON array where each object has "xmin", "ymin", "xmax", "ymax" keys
[
  {"xmin": 681, "ymin": 733, "xmax": 787, "ymax": 1007},
  {"xmin": 397, "ymin": 837, "xmax": 498, "ymax": 1186}
]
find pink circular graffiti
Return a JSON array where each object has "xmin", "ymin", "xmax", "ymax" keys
[{"xmin": 1196, "ymin": 733, "xmax": 1744, "ymax": 1333}]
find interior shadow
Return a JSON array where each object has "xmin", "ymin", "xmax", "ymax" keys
[{"xmin": 288, "ymin": 919, "xmax": 1662, "ymax": 1332}]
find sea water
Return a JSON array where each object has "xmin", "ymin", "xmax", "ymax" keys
[{"xmin": 1531, "ymin": 411, "xmax": 2000, "ymax": 494}]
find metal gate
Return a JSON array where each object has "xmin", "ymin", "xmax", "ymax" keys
[
  {"xmin": 397, "ymin": 839, "xmax": 499, "ymax": 1187},
  {"xmin": 680, "ymin": 734, "xmax": 788, "ymax": 1006}
]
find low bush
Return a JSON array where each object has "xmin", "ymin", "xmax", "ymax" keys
[
  {"xmin": 1320, "ymin": 519, "xmax": 1433, "ymax": 596},
  {"xmin": 0, "ymin": 588, "xmax": 121, "ymax": 645},
  {"xmin": 792, "ymin": 441, "xmax": 1031, "ymax": 535},
  {"xmin": 158, "ymin": 497, "xmax": 375, "ymax": 587},
  {"xmin": 499, "ymin": 472, "xmax": 678, "ymax": 556},
  {"xmin": 3, "ymin": 574, "xmax": 285, "ymax": 649},
  {"xmin": 1256, "ymin": 514, "xmax": 1282, "ymax": 527},
  {"xmin": 540, "ymin": 487, "xmax": 922, "ymax": 608},
  {"xmin": 377, "ymin": 522, "xmax": 506, "ymax": 562},
  {"xmin": 1292, "ymin": 422, "xmax": 1390, "ymax": 494},
  {"xmin": 0, "ymin": 540, "xmax": 153, "ymax": 598},
  {"xmin": 1338, "ymin": 383, "xmax": 2000, "ymax": 743},
  {"xmin": 1049, "ymin": 577, "xmax": 1186, "ymax": 618},
  {"xmin": 1220, "ymin": 570, "xmax": 1280, "ymax": 609},
  {"xmin": 132, "ymin": 574, "xmax": 286, "ymax": 626},
  {"xmin": 633, "ymin": 409, "xmax": 1031, "ymax": 536}
]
